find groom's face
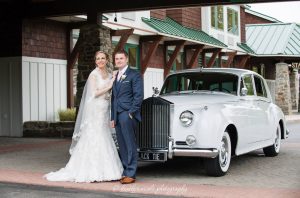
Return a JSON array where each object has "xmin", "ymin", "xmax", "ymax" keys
[{"xmin": 115, "ymin": 53, "xmax": 128, "ymax": 70}]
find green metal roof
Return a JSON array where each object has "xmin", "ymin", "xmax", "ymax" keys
[
  {"xmin": 246, "ymin": 23, "xmax": 300, "ymax": 56},
  {"xmin": 142, "ymin": 17, "xmax": 227, "ymax": 48},
  {"xmin": 237, "ymin": 43, "xmax": 256, "ymax": 54}
]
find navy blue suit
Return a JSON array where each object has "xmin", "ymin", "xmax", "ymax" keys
[{"xmin": 111, "ymin": 67, "xmax": 143, "ymax": 178}]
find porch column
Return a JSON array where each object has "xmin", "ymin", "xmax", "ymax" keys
[
  {"xmin": 75, "ymin": 24, "xmax": 113, "ymax": 107},
  {"xmin": 275, "ymin": 62, "xmax": 292, "ymax": 115},
  {"xmin": 290, "ymin": 70, "xmax": 299, "ymax": 111}
]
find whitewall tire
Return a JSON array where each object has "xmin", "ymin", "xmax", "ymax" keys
[
  {"xmin": 204, "ymin": 131, "xmax": 231, "ymax": 177},
  {"xmin": 263, "ymin": 124, "xmax": 281, "ymax": 157}
]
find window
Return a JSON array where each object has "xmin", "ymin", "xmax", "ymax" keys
[
  {"xmin": 167, "ymin": 51, "xmax": 183, "ymax": 71},
  {"xmin": 252, "ymin": 66, "xmax": 258, "ymax": 73},
  {"xmin": 211, "ymin": 6, "xmax": 224, "ymax": 30},
  {"xmin": 241, "ymin": 75, "xmax": 254, "ymax": 96},
  {"xmin": 252, "ymin": 64, "xmax": 266, "ymax": 78},
  {"xmin": 254, "ymin": 75, "xmax": 267, "ymax": 98},
  {"xmin": 227, "ymin": 8, "xmax": 239, "ymax": 35},
  {"xmin": 161, "ymin": 72, "xmax": 238, "ymax": 95},
  {"xmin": 127, "ymin": 45, "xmax": 139, "ymax": 69}
]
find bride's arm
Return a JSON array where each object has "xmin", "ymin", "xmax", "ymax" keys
[{"xmin": 89, "ymin": 74, "xmax": 115, "ymax": 98}]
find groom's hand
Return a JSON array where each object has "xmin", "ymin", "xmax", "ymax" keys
[{"xmin": 110, "ymin": 121, "xmax": 115, "ymax": 128}]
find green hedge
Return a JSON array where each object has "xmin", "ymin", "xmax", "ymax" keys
[{"xmin": 58, "ymin": 108, "xmax": 76, "ymax": 121}]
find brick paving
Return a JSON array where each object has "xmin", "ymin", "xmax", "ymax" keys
[{"xmin": 0, "ymin": 115, "xmax": 299, "ymax": 198}]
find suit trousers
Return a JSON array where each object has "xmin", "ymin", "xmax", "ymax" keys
[{"xmin": 115, "ymin": 111, "xmax": 138, "ymax": 178}]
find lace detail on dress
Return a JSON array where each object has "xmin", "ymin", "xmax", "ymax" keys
[{"xmin": 44, "ymin": 69, "xmax": 123, "ymax": 182}]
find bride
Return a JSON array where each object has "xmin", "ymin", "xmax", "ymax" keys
[{"xmin": 44, "ymin": 51, "xmax": 123, "ymax": 182}]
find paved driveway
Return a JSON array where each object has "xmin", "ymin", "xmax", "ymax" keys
[{"xmin": 0, "ymin": 122, "xmax": 299, "ymax": 197}]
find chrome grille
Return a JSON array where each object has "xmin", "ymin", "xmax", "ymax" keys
[{"xmin": 137, "ymin": 97, "xmax": 171, "ymax": 149}]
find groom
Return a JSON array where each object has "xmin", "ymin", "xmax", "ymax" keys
[{"xmin": 111, "ymin": 49, "xmax": 144, "ymax": 184}]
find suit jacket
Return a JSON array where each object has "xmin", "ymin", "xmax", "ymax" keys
[{"xmin": 111, "ymin": 67, "xmax": 144, "ymax": 122}]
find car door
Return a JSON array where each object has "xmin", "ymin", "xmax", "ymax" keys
[
  {"xmin": 253, "ymin": 75, "xmax": 273, "ymax": 141},
  {"xmin": 237, "ymin": 74, "xmax": 263, "ymax": 146}
]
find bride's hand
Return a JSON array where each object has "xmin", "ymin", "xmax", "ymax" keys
[{"xmin": 108, "ymin": 76, "xmax": 115, "ymax": 88}]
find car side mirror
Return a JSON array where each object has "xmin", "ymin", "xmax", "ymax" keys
[
  {"xmin": 241, "ymin": 87, "xmax": 248, "ymax": 96},
  {"xmin": 152, "ymin": 87, "xmax": 160, "ymax": 97}
]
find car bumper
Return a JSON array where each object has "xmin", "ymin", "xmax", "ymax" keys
[
  {"xmin": 171, "ymin": 148, "xmax": 219, "ymax": 158},
  {"xmin": 138, "ymin": 140, "xmax": 219, "ymax": 161}
]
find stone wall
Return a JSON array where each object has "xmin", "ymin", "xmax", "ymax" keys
[
  {"xmin": 275, "ymin": 63, "xmax": 292, "ymax": 115},
  {"xmin": 290, "ymin": 70, "xmax": 299, "ymax": 110},
  {"xmin": 23, "ymin": 121, "xmax": 74, "ymax": 138},
  {"xmin": 76, "ymin": 25, "xmax": 113, "ymax": 107}
]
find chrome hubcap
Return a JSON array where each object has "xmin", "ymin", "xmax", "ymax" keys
[
  {"xmin": 220, "ymin": 138, "xmax": 228, "ymax": 167},
  {"xmin": 274, "ymin": 127, "xmax": 280, "ymax": 151}
]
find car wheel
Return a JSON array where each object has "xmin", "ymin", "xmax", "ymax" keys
[
  {"xmin": 263, "ymin": 124, "xmax": 281, "ymax": 157},
  {"xmin": 204, "ymin": 131, "xmax": 231, "ymax": 177}
]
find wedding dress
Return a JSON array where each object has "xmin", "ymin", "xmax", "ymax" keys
[{"xmin": 44, "ymin": 68, "xmax": 123, "ymax": 182}]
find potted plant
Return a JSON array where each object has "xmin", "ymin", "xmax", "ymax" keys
[{"xmin": 54, "ymin": 108, "xmax": 76, "ymax": 137}]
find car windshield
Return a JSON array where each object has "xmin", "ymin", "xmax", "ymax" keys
[{"xmin": 160, "ymin": 72, "xmax": 239, "ymax": 95}]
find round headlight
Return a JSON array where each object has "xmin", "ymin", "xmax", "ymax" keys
[{"xmin": 179, "ymin": 110, "xmax": 193, "ymax": 126}]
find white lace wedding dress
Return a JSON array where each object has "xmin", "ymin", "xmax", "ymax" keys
[{"xmin": 44, "ymin": 68, "xmax": 123, "ymax": 182}]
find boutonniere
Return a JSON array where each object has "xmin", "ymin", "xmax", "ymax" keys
[{"xmin": 120, "ymin": 74, "xmax": 127, "ymax": 81}]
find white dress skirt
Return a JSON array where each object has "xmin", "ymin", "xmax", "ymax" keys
[{"xmin": 44, "ymin": 69, "xmax": 123, "ymax": 182}]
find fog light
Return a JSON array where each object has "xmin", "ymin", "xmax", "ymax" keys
[{"xmin": 186, "ymin": 135, "xmax": 196, "ymax": 146}]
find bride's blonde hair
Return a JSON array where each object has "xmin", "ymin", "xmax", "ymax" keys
[
  {"xmin": 94, "ymin": 50, "xmax": 109, "ymax": 62},
  {"xmin": 94, "ymin": 50, "xmax": 113, "ymax": 77}
]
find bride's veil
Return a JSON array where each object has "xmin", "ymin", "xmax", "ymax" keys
[
  {"xmin": 69, "ymin": 50, "xmax": 113, "ymax": 155},
  {"xmin": 69, "ymin": 69, "xmax": 97, "ymax": 155}
]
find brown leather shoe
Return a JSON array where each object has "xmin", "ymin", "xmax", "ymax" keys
[
  {"xmin": 119, "ymin": 176, "xmax": 125, "ymax": 182},
  {"xmin": 120, "ymin": 176, "xmax": 135, "ymax": 184}
]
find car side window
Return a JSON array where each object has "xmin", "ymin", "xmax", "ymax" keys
[
  {"xmin": 254, "ymin": 75, "xmax": 267, "ymax": 98},
  {"xmin": 241, "ymin": 74, "xmax": 254, "ymax": 96}
]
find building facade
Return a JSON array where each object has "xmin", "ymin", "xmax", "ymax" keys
[{"xmin": 0, "ymin": 4, "xmax": 299, "ymax": 137}]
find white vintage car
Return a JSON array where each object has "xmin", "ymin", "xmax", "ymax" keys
[{"xmin": 137, "ymin": 68, "xmax": 288, "ymax": 176}]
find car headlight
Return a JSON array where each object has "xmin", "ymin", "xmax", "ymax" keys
[{"xmin": 179, "ymin": 110, "xmax": 193, "ymax": 126}]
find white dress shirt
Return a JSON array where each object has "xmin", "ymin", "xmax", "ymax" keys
[{"xmin": 117, "ymin": 65, "xmax": 128, "ymax": 81}]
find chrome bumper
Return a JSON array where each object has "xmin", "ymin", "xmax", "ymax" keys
[
  {"xmin": 168, "ymin": 139, "xmax": 219, "ymax": 159},
  {"xmin": 138, "ymin": 139, "xmax": 219, "ymax": 162},
  {"xmin": 172, "ymin": 148, "xmax": 219, "ymax": 158}
]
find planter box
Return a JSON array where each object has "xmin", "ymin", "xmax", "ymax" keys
[{"xmin": 23, "ymin": 121, "xmax": 75, "ymax": 138}]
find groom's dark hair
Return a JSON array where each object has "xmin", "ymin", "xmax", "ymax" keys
[{"xmin": 114, "ymin": 49, "xmax": 128, "ymax": 58}]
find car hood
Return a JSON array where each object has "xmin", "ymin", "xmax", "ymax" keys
[{"xmin": 159, "ymin": 92, "xmax": 237, "ymax": 105}]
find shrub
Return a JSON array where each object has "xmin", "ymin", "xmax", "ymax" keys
[{"xmin": 58, "ymin": 108, "xmax": 76, "ymax": 121}]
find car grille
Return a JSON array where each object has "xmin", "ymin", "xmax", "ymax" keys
[{"xmin": 137, "ymin": 97, "xmax": 172, "ymax": 150}]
